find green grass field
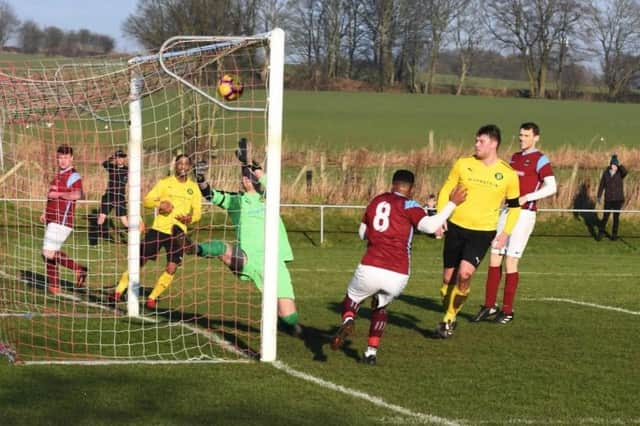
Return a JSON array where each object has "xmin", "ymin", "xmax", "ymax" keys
[
  {"xmin": 1, "ymin": 213, "xmax": 638, "ymax": 425},
  {"xmin": 282, "ymin": 90, "xmax": 640, "ymax": 151}
]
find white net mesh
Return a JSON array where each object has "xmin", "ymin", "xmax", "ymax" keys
[{"xmin": 0, "ymin": 34, "xmax": 275, "ymax": 363}]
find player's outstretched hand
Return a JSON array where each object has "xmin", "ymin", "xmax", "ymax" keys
[
  {"xmin": 176, "ymin": 214, "xmax": 192, "ymax": 225},
  {"xmin": 448, "ymin": 185, "xmax": 467, "ymax": 205},
  {"xmin": 158, "ymin": 200, "xmax": 173, "ymax": 215}
]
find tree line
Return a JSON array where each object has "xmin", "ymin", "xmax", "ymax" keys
[
  {"xmin": 119, "ymin": 0, "xmax": 640, "ymax": 101},
  {"xmin": 1, "ymin": 0, "xmax": 638, "ymax": 100},
  {"xmin": 0, "ymin": 0, "xmax": 115, "ymax": 56}
]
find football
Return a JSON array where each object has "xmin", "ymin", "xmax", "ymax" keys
[{"xmin": 217, "ymin": 74, "xmax": 244, "ymax": 101}]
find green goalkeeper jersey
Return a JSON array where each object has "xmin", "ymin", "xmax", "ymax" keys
[{"xmin": 208, "ymin": 186, "xmax": 293, "ymax": 263}]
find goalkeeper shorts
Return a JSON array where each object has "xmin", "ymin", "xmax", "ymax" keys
[{"xmin": 240, "ymin": 255, "xmax": 295, "ymax": 300}]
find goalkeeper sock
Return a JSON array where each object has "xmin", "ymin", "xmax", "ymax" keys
[
  {"xmin": 502, "ymin": 272, "xmax": 519, "ymax": 314},
  {"xmin": 484, "ymin": 266, "xmax": 502, "ymax": 307},
  {"xmin": 115, "ymin": 270, "xmax": 129, "ymax": 294},
  {"xmin": 198, "ymin": 240, "xmax": 226, "ymax": 257},
  {"xmin": 280, "ymin": 311, "xmax": 299, "ymax": 326},
  {"xmin": 149, "ymin": 271, "xmax": 174, "ymax": 300},
  {"xmin": 443, "ymin": 286, "xmax": 470, "ymax": 323}
]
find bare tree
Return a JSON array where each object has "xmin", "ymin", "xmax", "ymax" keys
[
  {"xmin": 361, "ymin": 0, "xmax": 397, "ymax": 91},
  {"xmin": 0, "ymin": 0, "xmax": 19, "ymax": 47},
  {"xmin": 423, "ymin": 0, "xmax": 469, "ymax": 94},
  {"xmin": 43, "ymin": 26, "xmax": 64, "ymax": 56},
  {"xmin": 584, "ymin": 0, "xmax": 640, "ymax": 100},
  {"xmin": 122, "ymin": 0, "xmax": 236, "ymax": 50},
  {"xmin": 553, "ymin": 0, "xmax": 582, "ymax": 99},
  {"xmin": 486, "ymin": 0, "xmax": 574, "ymax": 98},
  {"xmin": 286, "ymin": 0, "xmax": 324, "ymax": 86},
  {"xmin": 342, "ymin": 0, "xmax": 365, "ymax": 79},
  {"xmin": 396, "ymin": 0, "xmax": 428, "ymax": 93},
  {"xmin": 452, "ymin": 0, "xmax": 485, "ymax": 95}
]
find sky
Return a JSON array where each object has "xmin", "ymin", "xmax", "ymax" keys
[{"xmin": 9, "ymin": 0, "xmax": 141, "ymax": 53}]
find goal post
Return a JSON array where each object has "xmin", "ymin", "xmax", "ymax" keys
[{"xmin": 0, "ymin": 29, "xmax": 286, "ymax": 364}]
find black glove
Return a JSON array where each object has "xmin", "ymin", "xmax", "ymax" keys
[
  {"xmin": 194, "ymin": 160, "xmax": 209, "ymax": 183},
  {"xmin": 235, "ymin": 138, "xmax": 249, "ymax": 165}
]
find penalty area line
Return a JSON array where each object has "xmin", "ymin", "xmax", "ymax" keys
[
  {"xmin": 271, "ymin": 360, "xmax": 460, "ymax": 426},
  {"xmin": 526, "ymin": 297, "xmax": 640, "ymax": 316}
]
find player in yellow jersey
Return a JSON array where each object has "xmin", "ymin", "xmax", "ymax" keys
[
  {"xmin": 433, "ymin": 124, "xmax": 520, "ymax": 338},
  {"xmin": 112, "ymin": 154, "xmax": 202, "ymax": 310}
]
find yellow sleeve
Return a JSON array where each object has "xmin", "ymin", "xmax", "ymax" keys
[
  {"xmin": 437, "ymin": 160, "xmax": 460, "ymax": 212},
  {"xmin": 502, "ymin": 172, "xmax": 521, "ymax": 235},
  {"xmin": 190, "ymin": 182, "xmax": 202, "ymax": 224},
  {"xmin": 143, "ymin": 179, "xmax": 165, "ymax": 209}
]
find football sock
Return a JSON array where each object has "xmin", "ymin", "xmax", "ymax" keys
[
  {"xmin": 115, "ymin": 270, "xmax": 129, "ymax": 294},
  {"xmin": 502, "ymin": 272, "xmax": 519, "ymax": 314},
  {"xmin": 440, "ymin": 282, "xmax": 454, "ymax": 307},
  {"xmin": 367, "ymin": 307, "xmax": 387, "ymax": 348},
  {"xmin": 198, "ymin": 240, "xmax": 226, "ymax": 257},
  {"xmin": 55, "ymin": 251, "xmax": 82, "ymax": 272},
  {"xmin": 444, "ymin": 286, "xmax": 470, "ymax": 323},
  {"xmin": 148, "ymin": 271, "xmax": 174, "ymax": 300},
  {"xmin": 484, "ymin": 266, "xmax": 502, "ymax": 307},
  {"xmin": 45, "ymin": 258, "xmax": 58, "ymax": 287},
  {"xmin": 280, "ymin": 311, "xmax": 299, "ymax": 326},
  {"xmin": 341, "ymin": 295, "xmax": 360, "ymax": 322}
]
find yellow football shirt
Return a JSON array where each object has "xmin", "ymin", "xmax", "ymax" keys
[
  {"xmin": 143, "ymin": 176, "xmax": 202, "ymax": 234},
  {"xmin": 437, "ymin": 156, "xmax": 520, "ymax": 233}
]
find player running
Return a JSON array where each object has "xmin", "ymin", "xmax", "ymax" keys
[
  {"xmin": 434, "ymin": 124, "xmax": 520, "ymax": 338},
  {"xmin": 472, "ymin": 122, "xmax": 556, "ymax": 324},
  {"xmin": 330, "ymin": 170, "xmax": 466, "ymax": 364},
  {"xmin": 40, "ymin": 144, "xmax": 87, "ymax": 295}
]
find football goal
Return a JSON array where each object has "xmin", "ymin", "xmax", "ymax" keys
[{"xmin": 0, "ymin": 29, "xmax": 284, "ymax": 364}]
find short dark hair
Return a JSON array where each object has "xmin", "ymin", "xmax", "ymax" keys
[
  {"xmin": 56, "ymin": 144, "xmax": 73, "ymax": 155},
  {"xmin": 520, "ymin": 122, "xmax": 540, "ymax": 136},
  {"xmin": 174, "ymin": 154, "xmax": 192, "ymax": 164},
  {"xmin": 476, "ymin": 124, "xmax": 501, "ymax": 146},
  {"xmin": 392, "ymin": 169, "xmax": 415, "ymax": 185},
  {"xmin": 114, "ymin": 149, "xmax": 127, "ymax": 158}
]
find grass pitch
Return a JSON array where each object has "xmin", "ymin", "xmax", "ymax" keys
[{"xmin": 1, "ymin": 215, "xmax": 638, "ymax": 425}]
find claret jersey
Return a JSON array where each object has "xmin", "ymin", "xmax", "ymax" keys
[
  {"xmin": 360, "ymin": 192, "xmax": 427, "ymax": 275},
  {"xmin": 45, "ymin": 167, "xmax": 83, "ymax": 227},
  {"xmin": 510, "ymin": 149, "xmax": 554, "ymax": 211}
]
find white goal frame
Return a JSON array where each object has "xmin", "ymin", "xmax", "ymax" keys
[{"xmin": 126, "ymin": 29, "xmax": 284, "ymax": 362}]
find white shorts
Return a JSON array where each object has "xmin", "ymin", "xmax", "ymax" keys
[
  {"xmin": 492, "ymin": 209, "xmax": 536, "ymax": 259},
  {"xmin": 43, "ymin": 222, "xmax": 73, "ymax": 252},
  {"xmin": 346, "ymin": 264, "xmax": 409, "ymax": 308}
]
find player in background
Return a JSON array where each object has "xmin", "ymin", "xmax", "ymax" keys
[
  {"xmin": 195, "ymin": 145, "xmax": 302, "ymax": 336},
  {"xmin": 40, "ymin": 144, "xmax": 87, "ymax": 295},
  {"xmin": 112, "ymin": 154, "xmax": 202, "ymax": 309},
  {"xmin": 471, "ymin": 122, "xmax": 556, "ymax": 324},
  {"xmin": 97, "ymin": 150, "xmax": 129, "ymax": 243},
  {"xmin": 330, "ymin": 170, "xmax": 466, "ymax": 364},
  {"xmin": 434, "ymin": 124, "xmax": 520, "ymax": 338}
]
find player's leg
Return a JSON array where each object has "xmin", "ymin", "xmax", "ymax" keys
[
  {"xmin": 197, "ymin": 239, "xmax": 230, "ymax": 260},
  {"xmin": 42, "ymin": 223, "xmax": 80, "ymax": 293},
  {"xmin": 599, "ymin": 206, "xmax": 611, "ymax": 240},
  {"xmin": 114, "ymin": 198, "xmax": 128, "ymax": 243},
  {"xmin": 362, "ymin": 270, "xmax": 408, "ymax": 365},
  {"xmin": 497, "ymin": 210, "xmax": 536, "ymax": 323},
  {"xmin": 274, "ymin": 263, "xmax": 304, "ymax": 337},
  {"xmin": 113, "ymin": 230, "xmax": 156, "ymax": 301},
  {"xmin": 331, "ymin": 264, "xmax": 374, "ymax": 350},
  {"xmin": 147, "ymin": 228, "xmax": 184, "ymax": 308},
  {"xmin": 439, "ymin": 222, "xmax": 463, "ymax": 309}
]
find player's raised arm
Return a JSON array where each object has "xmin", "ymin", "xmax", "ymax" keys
[{"xmin": 417, "ymin": 185, "xmax": 466, "ymax": 234}]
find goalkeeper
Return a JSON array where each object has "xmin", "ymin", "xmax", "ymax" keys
[{"xmin": 195, "ymin": 140, "xmax": 301, "ymax": 336}]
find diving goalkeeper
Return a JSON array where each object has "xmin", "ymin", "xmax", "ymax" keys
[{"xmin": 195, "ymin": 140, "xmax": 302, "ymax": 336}]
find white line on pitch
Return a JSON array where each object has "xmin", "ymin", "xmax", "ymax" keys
[
  {"xmin": 272, "ymin": 361, "xmax": 460, "ymax": 426},
  {"xmin": 290, "ymin": 268, "xmax": 635, "ymax": 277},
  {"xmin": 525, "ymin": 297, "xmax": 640, "ymax": 316}
]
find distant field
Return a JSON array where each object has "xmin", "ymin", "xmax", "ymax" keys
[{"xmin": 282, "ymin": 90, "xmax": 640, "ymax": 151}]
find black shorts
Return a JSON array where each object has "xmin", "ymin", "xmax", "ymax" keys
[
  {"xmin": 100, "ymin": 193, "xmax": 127, "ymax": 217},
  {"xmin": 141, "ymin": 226, "xmax": 188, "ymax": 265},
  {"xmin": 442, "ymin": 221, "xmax": 495, "ymax": 269}
]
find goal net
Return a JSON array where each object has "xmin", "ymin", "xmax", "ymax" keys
[{"xmin": 0, "ymin": 29, "xmax": 284, "ymax": 364}]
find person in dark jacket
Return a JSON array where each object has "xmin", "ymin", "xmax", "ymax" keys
[{"xmin": 596, "ymin": 154, "xmax": 627, "ymax": 241}]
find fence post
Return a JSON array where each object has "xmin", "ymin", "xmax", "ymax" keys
[{"xmin": 320, "ymin": 205, "xmax": 325, "ymax": 245}]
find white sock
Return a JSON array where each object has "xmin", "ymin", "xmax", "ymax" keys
[{"xmin": 364, "ymin": 346, "xmax": 377, "ymax": 357}]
